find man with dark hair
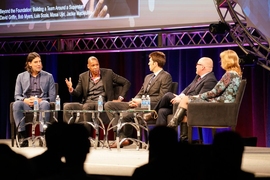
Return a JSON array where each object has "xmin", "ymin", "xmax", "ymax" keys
[
  {"xmin": 105, "ymin": 51, "xmax": 172, "ymax": 148},
  {"xmin": 13, "ymin": 52, "xmax": 56, "ymax": 147}
]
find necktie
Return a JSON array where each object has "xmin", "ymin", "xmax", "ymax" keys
[
  {"xmin": 146, "ymin": 74, "xmax": 155, "ymax": 92},
  {"xmin": 186, "ymin": 76, "xmax": 201, "ymax": 94}
]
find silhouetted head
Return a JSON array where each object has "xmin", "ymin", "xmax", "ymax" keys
[
  {"xmin": 45, "ymin": 122, "xmax": 68, "ymax": 156},
  {"xmin": 148, "ymin": 126, "xmax": 178, "ymax": 161},
  {"xmin": 212, "ymin": 130, "xmax": 244, "ymax": 170},
  {"xmin": 63, "ymin": 123, "xmax": 91, "ymax": 165}
]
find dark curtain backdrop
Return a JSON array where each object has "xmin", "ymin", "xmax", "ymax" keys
[{"xmin": 2, "ymin": 47, "xmax": 270, "ymax": 147}]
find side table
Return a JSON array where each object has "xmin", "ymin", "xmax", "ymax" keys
[
  {"xmin": 16, "ymin": 110, "xmax": 58, "ymax": 148},
  {"xmin": 66, "ymin": 110, "xmax": 106, "ymax": 149},
  {"xmin": 105, "ymin": 109, "xmax": 152, "ymax": 151}
]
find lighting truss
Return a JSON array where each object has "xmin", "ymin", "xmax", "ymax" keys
[
  {"xmin": 214, "ymin": 0, "xmax": 270, "ymax": 71},
  {"xmin": 0, "ymin": 27, "xmax": 239, "ymax": 56}
]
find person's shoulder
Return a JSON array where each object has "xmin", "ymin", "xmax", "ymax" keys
[
  {"xmin": 100, "ymin": 68, "xmax": 113, "ymax": 72},
  {"xmin": 18, "ymin": 71, "xmax": 28, "ymax": 76},
  {"xmin": 79, "ymin": 71, "xmax": 89, "ymax": 76},
  {"xmin": 100, "ymin": 68, "xmax": 115, "ymax": 76},
  {"xmin": 40, "ymin": 70, "xmax": 53, "ymax": 76},
  {"xmin": 17, "ymin": 71, "xmax": 29, "ymax": 79},
  {"xmin": 205, "ymin": 72, "xmax": 217, "ymax": 80},
  {"xmin": 160, "ymin": 70, "xmax": 171, "ymax": 76}
]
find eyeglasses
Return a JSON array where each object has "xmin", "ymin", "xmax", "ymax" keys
[{"xmin": 196, "ymin": 63, "xmax": 203, "ymax": 66}]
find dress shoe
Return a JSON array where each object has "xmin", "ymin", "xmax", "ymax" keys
[
  {"xmin": 39, "ymin": 139, "xmax": 44, "ymax": 147},
  {"xmin": 143, "ymin": 111, "xmax": 158, "ymax": 121},
  {"xmin": 19, "ymin": 140, "xmax": 29, "ymax": 147},
  {"xmin": 17, "ymin": 131, "xmax": 28, "ymax": 147},
  {"xmin": 109, "ymin": 139, "xmax": 132, "ymax": 148}
]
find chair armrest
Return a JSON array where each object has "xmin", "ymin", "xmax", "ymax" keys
[{"xmin": 187, "ymin": 102, "xmax": 239, "ymax": 127}]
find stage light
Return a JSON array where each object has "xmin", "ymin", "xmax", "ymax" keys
[
  {"xmin": 239, "ymin": 54, "xmax": 257, "ymax": 66},
  {"xmin": 209, "ymin": 21, "xmax": 230, "ymax": 35}
]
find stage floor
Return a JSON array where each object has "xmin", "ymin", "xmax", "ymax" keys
[{"xmin": 1, "ymin": 139, "xmax": 270, "ymax": 178}]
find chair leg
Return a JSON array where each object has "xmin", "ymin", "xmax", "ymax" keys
[
  {"xmin": 11, "ymin": 122, "xmax": 15, "ymax": 147},
  {"xmin": 188, "ymin": 126, "xmax": 192, "ymax": 144},
  {"xmin": 212, "ymin": 128, "xmax": 217, "ymax": 138},
  {"xmin": 198, "ymin": 127, "xmax": 203, "ymax": 144}
]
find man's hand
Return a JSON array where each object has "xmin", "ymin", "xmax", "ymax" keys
[
  {"xmin": 65, "ymin": 77, "xmax": 73, "ymax": 92},
  {"xmin": 171, "ymin": 94, "xmax": 185, "ymax": 104},
  {"xmin": 24, "ymin": 96, "xmax": 35, "ymax": 107},
  {"xmin": 128, "ymin": 98, "xmax": 141, "ymax": 108}
]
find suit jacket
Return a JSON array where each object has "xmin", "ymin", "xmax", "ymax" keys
[
  {"xmin": 71, "ymin": 68, "xmax": 131, "ymax": 103},
  {"xmin": 182, "ymin": 72, "xmax": 217, "ymax": 96},
  {"xmin": 14, "ymin": 70, "xmax": 56, "ymax": 102},
  {"xmin": 134, "ymin": 70, "xmax": 172, "ymax": 108}
]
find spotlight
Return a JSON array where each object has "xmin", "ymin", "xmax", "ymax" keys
[
  {"xmin": 239, "ymin": 54, "xmax": 257, "ymax": 66},
  {"xmin": 209, "ymin": 21, "xmax": 230, "ymax": 35}
]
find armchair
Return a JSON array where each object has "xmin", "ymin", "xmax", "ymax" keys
[
  {"xmin": 9, "ymin": 83, "xmax": 59, "ymax": 147},
  {"xmin": 187, "ymin": 79, "xmax": 247, "ymax": 144}
]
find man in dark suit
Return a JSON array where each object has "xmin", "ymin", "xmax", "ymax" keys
[
  {"xmin": 144, "ymin": 57, "xmax": 217, "ymax": 142},
  {"xmin": 104, "ymin": 51, "xmax": 172, "ymax": 148},
  {"xmin": 63, "ymin": 56, "xmax": 131, "ymax": 124}
]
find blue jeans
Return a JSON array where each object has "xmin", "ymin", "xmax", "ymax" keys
[{"xmin": 13, "ymin": 100, "xmax": 50, "ymax": 132}]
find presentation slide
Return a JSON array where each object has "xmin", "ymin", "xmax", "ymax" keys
[{"xmin": 0, "ymin": 0, "xmax": 222, "ymax": 37}]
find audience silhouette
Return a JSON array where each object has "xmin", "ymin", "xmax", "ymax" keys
[
  {"xmin": 35, "ymin": 123, "xmax": 92, "ymax": 179},
  {"xmin": 204, "ymin": 130, "xmax": 255, "ymax": 180},
  {"xmin": 61, "ymin": 123, "xmax": 92, "ymax": 179},
  {"xmin": 132, "ymin": 128, "xmax": 256, "ymax": 180},
  {"xmin": 132, "ymin": 126, "xmax": 178, "ymax": 179},
  {"xmin": 0, "ymin": 125, "xmax": 261, "ymax": 180},
  {"xmin": 0, "ymin": 143, "xmax": 33, "ymax": 179},
  {"xmin": 29, "ymin": 122, "xmax": 68, "ymax": 179}
]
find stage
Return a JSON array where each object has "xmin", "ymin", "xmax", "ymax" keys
[{"xmin": 1, "ymin": 139, "xmax": 270, "ymax": 178}]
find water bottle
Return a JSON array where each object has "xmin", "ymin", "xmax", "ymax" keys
[
  {"xmin": 55, "ymin": 95, "xmax": 61, "ymax": 110},
  {"xmin": 98, "ymin": 95, "xmax": 103, "ymax": 111},
  {"xmin": 141, "ymin": 95, "xmax": 146, "ymax": 108},
  {"xmin": 146, "ymin": 95, "xmax": 151, "ymax": 110},
  {"xmin": 33, "ymin": 95, "xmax": 39, "ymax": 110}
]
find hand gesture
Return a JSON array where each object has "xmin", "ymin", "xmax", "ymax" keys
[
  {"xmin": 65, "ymin": 77, "xmax": 73, "ymax": 92},
  {"xmin": 88, "ymin": 0, "xmax": 110, "ymax": 18}
]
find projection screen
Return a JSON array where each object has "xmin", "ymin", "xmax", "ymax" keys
[{"xmin": 0, "ymin": 0, "xmax": 224, "ymax": 37}]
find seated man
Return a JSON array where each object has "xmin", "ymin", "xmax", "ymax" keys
[
  {"xmin": 63, "ymin": 56, "xmax": 131, "ymax": 128},
  {"xmin": 13, "ymin": 52, "xmax": 56, "ymax": 147},
  {"xmin": 144, "ymin": 57, "xmax": 217, "ymax": 142},
  {"xmin": 104, "ymin": 51, "xmax": 172, "ymax": 148}
]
